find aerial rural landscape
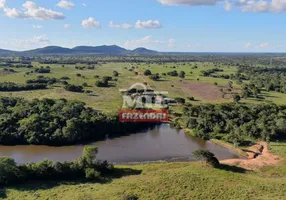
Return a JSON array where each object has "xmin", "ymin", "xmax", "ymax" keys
[{"xmin": 0, "ymin": 0, "xmax": 286, "ymax": 200}]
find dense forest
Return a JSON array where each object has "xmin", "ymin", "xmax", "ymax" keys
[
  {"xmin": 0, "ymin": 146, "xmax": 114, "ymax": 186},
  {"xmin": 182, "ymin": 103, "xmax": 286, "ymax": 145},
  {"xmin": 238, "ymin": 66, "xmax": 286, "ymax": 94},
  {"xmin": 0, "ymin": 97, "xmax": 154, "ymax": 145}
]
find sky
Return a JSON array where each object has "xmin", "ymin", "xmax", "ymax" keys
[{"xmin": 0, "ymin": 0, "xmax": 286, "ymax": 52}]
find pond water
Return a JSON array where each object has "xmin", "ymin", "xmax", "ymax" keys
[{"xmin": 0, "ymin": 124, "xmax": 241, "ymax": 163}]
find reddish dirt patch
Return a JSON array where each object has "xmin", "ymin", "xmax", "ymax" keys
[
  {"xmin": 182, "ymin": 82, "xmax": 224, "ymax": 101},
  {"xmin": 182, "ymin": 82, "xmax": 241, "ymax": 101},
  {"xmin": 221, "ymin": 142, "xmax": 280, "ymax": 171}
]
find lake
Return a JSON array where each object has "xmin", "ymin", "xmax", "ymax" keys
[{"xmin": 0, "ymin": 124, "xmax": 241, "ymax": 163}]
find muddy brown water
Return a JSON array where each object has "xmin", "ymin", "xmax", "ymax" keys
[{"xmin": 0, "ymin": 124, "xmax": 241, "ymax": 163}]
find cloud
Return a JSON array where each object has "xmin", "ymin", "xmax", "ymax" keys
[
  {"xmin": 244, "ymin": 42, "xmax": 252, "ymax": 49},
  {"xmin": 157, "ymin": 0, "xmax": 222, "ymax": 6},
  {"xmin": 123, "ymin": 35, "xmax": 175, "ymax": 50},
  {"xmin": 236, "ymin": 0, "xmax": 286, "ymax": 13},
  {"xmin": 2, "ymin": 1, "xmax": 65, "ymax": 20},
  {"xmin": 33, "ymin": 25, "xmax": 43, "ymax": 29},
  {"xmin": 17, "ymin": 35, "xmax": 50, "ymax": 45},
  {"xmin": 57, "ymin": 0, "xmax": 75, "ymax": 9},
  {"xmin": 109, "ymin": 21, "xmax": 133, "ymax": 29},
  {"xmin": 64, "ymin": 24, "xmax": 71, "ymax": 28},
  {"xmin": 257, "ymin": 42, "xmax": 269, "ymax": 48},
  {"xmin": 0, "ymin": 0, "xmax": 6, "ymax": 8},
  {"xmin": 81, "ymin": 17, "xmax": 101, "ymax": 28},
  {"xmin": 224, "ymin": 0, "xmax": 232, "ymax": 11},
  {"xmin": 135, "ymin": 20, "xmax": 162, "ymax": 29},
  {"xmin": 168, "ymin": 39, "xmax": 175, "ymax": 48},
  {"xmin": 82, "ymin": 3, "xmax": 87, "ymax": 6}
]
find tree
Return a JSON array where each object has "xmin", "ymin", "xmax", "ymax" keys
[
  {"xmin": 179, "ymin": 71, "xmax": 186, "ymax": 78},
  {"xmin": 144, "ymin": 70, "xmax": 152, "ymax": 76},
  {"xmin": 113, "ymin": 71, "xmax": 119, "ymax": 77},
  {"xmin": 149, "ymin": 74, "xmax": 160, "ymax": 81},
  {"xmin": 232, "ymin": 94, "xmax": 241, "ymax": 103},
  {"xmin": 192, "ymin": 150, "xmax": 219, "ymax": 168},
  {"xmin": 83, "ymin": 146, "xmax": 98, "ymax": 165}
]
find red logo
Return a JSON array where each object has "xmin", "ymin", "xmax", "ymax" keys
[{"xmin": 119, "ymin": 110, "xmax": 168, "ymax": 123}]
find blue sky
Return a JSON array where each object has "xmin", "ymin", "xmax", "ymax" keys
[{"xmin": 0, "ymin": 0, "xmax": 286, "ymax": 52}]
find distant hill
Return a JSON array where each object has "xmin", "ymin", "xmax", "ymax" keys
[
  {"xmin": 0, "ymin": 45, "xmax": 158, "ymax": 56},
  {"xmin": 0, "ymin": 49, "xmax": 16, "ymax": 55},
  {"xmin": 22, "ymin": 46, "xmax": 74, "ymax": 55},
  {"xmin": 131, "ymin": 47, "xmax": 158, "ymax": 55},
  {"xmin": 72, "ymin": 45, "xmax": 128, "ymax": 55}
]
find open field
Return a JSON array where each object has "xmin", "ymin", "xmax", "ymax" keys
[
  {"xmin": 2, "ymin": 142, "xmax": 286, "ymax": 200},
  {"xmin": 1, "ymin": 61, "xmax": 286, "ymax": 113}
]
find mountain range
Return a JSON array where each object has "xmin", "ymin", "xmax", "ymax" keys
[{"xmin": 0, "ymin": 45, "xmax": 158, "ymax": 56}]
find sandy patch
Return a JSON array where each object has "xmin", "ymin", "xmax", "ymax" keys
[{"xmin": 221, "ymin": 142, "xmax": 280, "ymax": 171}]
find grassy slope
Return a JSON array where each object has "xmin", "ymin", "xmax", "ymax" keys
[{"xmin": 3, "ymin": 142, "xmax": 286, "ymax": 200}]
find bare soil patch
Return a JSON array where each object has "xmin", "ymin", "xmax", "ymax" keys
[{"xmin": 221, "ymin": 142, "xmax": 280, "ymax": 171}]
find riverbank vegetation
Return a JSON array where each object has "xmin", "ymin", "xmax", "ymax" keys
[
  {"xmin": 182, "ymin": 103, "xmax": 286, "ymax": 145},
  {"xmin": 0, "ymin": 146, "xmax": 114, "ymax": 187},
  {"xmin": 0, "ymin": 97, "xmax": 154, "ymax": 146}
]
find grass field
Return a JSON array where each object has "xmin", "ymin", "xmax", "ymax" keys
[
  {"xmin": 2, "ymin": 142, "xmax": 285, "ymax": 200},
  {"xmin": 1, "ymin": 62, "xmax": 286, "ymax": 113}
]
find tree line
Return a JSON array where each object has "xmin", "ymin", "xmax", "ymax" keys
[{"xmin": 0, "ymin": 82, "xmax": 47, "ymax": 91}]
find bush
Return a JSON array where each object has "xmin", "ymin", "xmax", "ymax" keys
[
  {"xmin": 149, "ymin": 74, "xmax": 160, "ymax": 81},
  {"xmin": 35, "ymin": 68, "xmax": 50, "ymax": 74},
  {"xmin": 113, "ymin": 71, "xmax": 119, "ymax": 77},
  {"xmin": 167, "ymin": 70, "xmax": 178, "ymax": 77},
  {"xmin": 175, "ymin": 97, "xmax": 186, "ymax": 104},
  {"xmin": 123, "ymin": 195, "xmax": 139, "ymax": 200},
  {"xmin": 64, "ymin": 84, "xmax": 84, "ymax": 93},
  {"xmin": 144, "ymin": 70, "xmax": 152, "ymax": 76}
]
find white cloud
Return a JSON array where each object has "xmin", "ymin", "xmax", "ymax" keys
[
  {"xmin": 157, "ymin": 0, "xmax": 222, "ymax": 6},
  {"xmin": 0, "ymin": 0, "xmax": 6, "ymax": 8},
  {"xmin": 33, "ymin": 25, "xmax": 43, "ymax": 29},
  {"xmin": 17, "ymin": 35, "xmax": 50, "ymax": 45},
  {"xmin": 2, "ymin": 1, "xmax": 65, "ymax": 20},
  {"xmin": 81, "ymin": 17, "xmax": 101, "ymax": 28},
  {"xmin": 82, "ymin": 3, "xmax": 87, "ymax": 6},
  {"xmin": 57, "ymin": 0, "xmax": 75, "ymax": 9},
  {"xmin": 135, "ymin": 20, "xmax": 162, "ymax": 29},
  {"xmin": 168, "ymin": 39, "xmax": 175, "ymax": 48},
  {"xmin": 244, "ymin": 42, "xmax": 252, "ymax": 49},
  {"xmin": 224, "ymin": 0, "xmax": 232, "ymax": 11},
  {"xmin": 109, "ymin": 21, "xmax": 133, "ymax": 29},
  {"xmin": 123, "ymin": 35, "xmax": 175, "ymax": 50},
  {"xmin": 236, "ymin": 0, "xmax": 286, "ymax": 13},
  {"xmin": 64, "ymin": 24, "xmax": 71, "ymax": 28},
  {"xmin": 257, "ymin": 42, "xmax": 269, "ymax": 48}
]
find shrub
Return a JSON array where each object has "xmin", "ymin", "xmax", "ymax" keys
[
  {"xmin": 175, "ymin": 97, "xmax": 186, "ymax": 104},
  {"xmin": 64, "ymin": 84, "xmax": 84, "ymax": 93},
  {"xmin": 144, "ymin": 70, "xmax": 152, "ymax": 76}
]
